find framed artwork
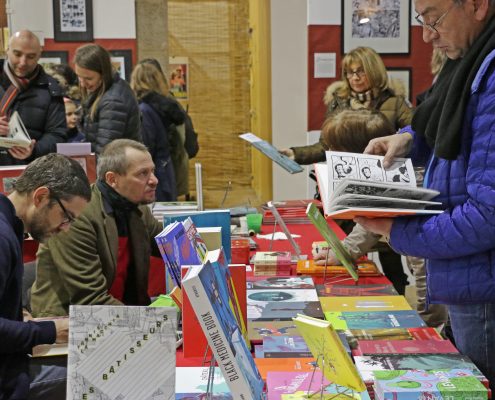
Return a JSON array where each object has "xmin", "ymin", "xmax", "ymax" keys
[
  {"xmin": 169, "ymin": 56, "xmax": 189, "ymax": 100},
  {"xmin": 110, "ymin": 50, "xmax": 132, "ymax": 82},
  {"xmin": 53, "ymin": 0, "xmax": 93, "ymax": 42},
  {"xmin": 39, "ymin": 51, "xmax": 69, "ymax": 68},
  {"xmin": 387, "ymin": 67, "xmax": 412, "ymax": 102},
  {"xmin": 342, "ymin": 0, "xmax": 410, "ymax": 54}
]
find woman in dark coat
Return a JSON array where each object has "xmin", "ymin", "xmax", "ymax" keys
[{"xmin": 74, "ymin": 44, "xmax": 141, "ymax": 155}]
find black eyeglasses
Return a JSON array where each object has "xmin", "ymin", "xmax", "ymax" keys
[
  {"xmin": 345, "ymin": 68, "xmax": 366, "ymax": 79},
  {"xmin": 52, "ymin": 194, "xmax": 76, "ymax": 225}
]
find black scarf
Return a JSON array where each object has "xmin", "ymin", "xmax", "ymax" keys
[
  {"xmin": 412, "ymin": 16, "xmax": 495, "ymax": 160},
  {"xmin": 97, "ymin": 180, "xmax": 138, "ymax": 236}
]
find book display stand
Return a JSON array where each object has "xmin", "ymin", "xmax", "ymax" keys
[{"xmin": 267, "ymin": 200, "xmax": 303, "ymax": 259}]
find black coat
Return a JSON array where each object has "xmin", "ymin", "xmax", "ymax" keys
[
  {"xmin": 0, "ymin": 61, "xmax": 67, "ymax": 165},
  {"xmin": 81, "ymin": 75, "xmax": 141, "ymax": 155}
]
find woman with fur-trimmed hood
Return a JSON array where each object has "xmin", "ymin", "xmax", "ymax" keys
[{"xmin": 281, "ymin": 46, "xmax": 413, "ymax": 165}]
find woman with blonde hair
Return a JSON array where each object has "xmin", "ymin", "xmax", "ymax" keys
[
  {"xmin": 281, "ymin": 46, "xmax": 412, "ymax": 164},
  {"xmin": 131, "ymin": 61, "xmax": 185, "ymax": 200},
  {"xmin": 74, "ymin": 44, "xmax": 140, "ymax": 155}
]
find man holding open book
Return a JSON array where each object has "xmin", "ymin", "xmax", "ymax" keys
[{"xmin": 358, "ymin": 0, "xmax": 495, "ymax": 392}]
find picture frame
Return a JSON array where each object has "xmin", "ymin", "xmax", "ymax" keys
[
  {"xmin": 110, "ymin": 50, "xmax": 133, "ymax": 82},
  {"xmin": 342, "ymin": 0, "xmax": 410, "ymax": 55},
  {"xmin": 387, "ymin": 67, "xmax": 412, "ymax": 102},
  {"xmin": 53, "ymin": 0, "xmax": 93, "ymax": 42},
  {"xmin": 39, "ymin": 51, "xmax": 69, "ymax": 68}
]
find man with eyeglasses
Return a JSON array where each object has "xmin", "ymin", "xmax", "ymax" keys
[
  {"xmin": 357, "ymin": 0, "xmax": 495, "ymax": 391},
  {"xmin": 30, "ymin": 139, "xmax": 163, "ymax": 320},
  {"xmin": 0, "ymin": 153, "xmax": 91, "ymax": 399}
]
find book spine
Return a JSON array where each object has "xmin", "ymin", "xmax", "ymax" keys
[{"xmin": 182, "ymin": 274, "xmax": 252, "ymax": 399}]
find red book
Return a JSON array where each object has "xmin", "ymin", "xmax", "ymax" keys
[{"xmin": 353, "ymin": 338, "xmax": 458, "ymax": 356}]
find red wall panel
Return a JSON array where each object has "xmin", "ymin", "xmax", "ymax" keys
[{"xmin": 308, "ymin": 25, "xmax": 433, "ymax": 131}]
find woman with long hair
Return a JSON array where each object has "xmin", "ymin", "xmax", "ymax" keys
[{"xmin": 74, "ymin": 44, "xmax": 141, "ymax": 154}]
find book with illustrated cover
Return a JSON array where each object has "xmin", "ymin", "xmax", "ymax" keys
[
  {"xmin": 66, "ymin": 305, "xmax": 177, "ymax": 400},
  {"xmin": 255, "ymin": 358, "xmax": 317, "ymax": 381},
  {"xmin": 262, "ymin": 335, "xmax": 312, "ymax": 358},
  {"xmin": 320, "ymin": 296, "xmax": 412, "ymax": 313},
  {"xmin": 0, "ymin": 111, "xmax": 31, "ymax": 148},
  {"xmin": 239, "ymin": 132, "xmax": 303, "ymax": 174},
  {"xmin": 247, "ymin": 321, "xmax": 300, "ymax": 343},
  {"xmin": 292, "ymin": 314, "xmax": 366, "ymax": 392},
  {"xmin": 373, "ymin": 369, "xmax": 488, "ymax": 400},
  {"xmin": 324, "ymin": 310, "xmax": 426, "ymax": 331},
  {"xmin": 249, "ymin": 301, "xmax": 324, "ymax": 322},
  {"xmin": 182, "ymin": 259, "xmax": 264, "ymax": 399},
  {"xmin": 297, "ymin": 259, "xmax": 381, "ymax": 277},
  {"xmin": 353, "ymin": 339, "xmax": 458, "ymax": 356},
  {"xmin": 247, "ymin": 276, "xmax": 315, "ymax": 290},
  {"xmin": 306, "ymin": 202, "xmax": 358, "ymax": 281},
  {"xmin": 316, "ymin": 283, "xmax": 398, "ymax": 297},
  {"xmin": 176, "ymin": 367, "xmax": 232, "ymax": 399},
  {"xmin": 314, "ymin": 151, "xmax": 443, "ymax": 219},
  {"xmin": 267, "ymin": 371, "xmax": 372, "ymax": 400}
]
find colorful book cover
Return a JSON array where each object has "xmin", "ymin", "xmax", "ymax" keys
[
  {"xmin": 249, "ymin": 301, "xmax": 324, "ymax": 322},
  {"xmin": 355, "ymin": 339, "xmax": 458, "ymax": 356},
  {"xmin": 296, "ymin": 260, "xmax": 381, "ymax": 276},
  {"xmin": 255, "ymin": 358, "xmax": 317, "ymax": 381},
  {"xmin": 253, "ymin": 251, "xmax": 292, "ymax": 266},
  {"xmin": 267, "ymin": 371, "xmax": 372, "ymax": 400},
  {"xmin": 262, "ymin": 336, "xmax": 312, "ymax": 358},
  {"xmin": 293, "ymin": 314, "xmax": 366, "ymax": 392},
  {"xmin": 324, "ymin": 310, "xmax": 426, "ymax": 330},
  {"xmin": 354, "ymin": 354, "xmax": 485, "ymax": 383},
  {"xmin": 248, "ymin": 321, "xmax": 300, "ymax": 343},
  {"xmin": 176, "ymin": 367, "xmax": 232, "ymax": 399},
  {"xmin": 247, "ymin": 276, "xmax": 315, "ymax": 290},
  {"xmin": 373, "ymin": 369, "xmax": 487, "ymax": 400},
  {"xmin": 163, "ymin": 209, "xmax": 231, "ymax": 262},
  {"xmin": 182, "ymin": 260, "xmax": 264, "ymax": 398},
  {"xmin": 247, "ymin": 289, "xmax": 319, "ymax": 320},
  {"xmin": 182, "ymin": 217, "xmax": 209, "ymax": 262},
  {"xmin": 316, "ymin": 284, "xmax": 398, "ymax": 297},
  {"xmin": 320, "ymin": 296, "xmax": 412, "ymax": 313}
]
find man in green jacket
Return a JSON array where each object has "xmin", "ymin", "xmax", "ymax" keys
[{"xmin": 30, "ymin": 139, "xmax": 164, "ymax": 317}]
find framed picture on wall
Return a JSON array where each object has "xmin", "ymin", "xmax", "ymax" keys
[
  {"xmin": 53, "ymin": 0, "xmax": 93, "ymax": 42},
  {"xmin": 110, "ymin": 50, "xmax": 132, "ymax": 82},
  {"xmin": 342, "ymin": 0, "xmax": 410, "ymax": 54},
  {"xmin": 39, "ymin": 51, "xmax": 69, "ymax": 68},
  {"xmin": 387, "ymin": 67, "xmax": 412, "ymax": 102}
]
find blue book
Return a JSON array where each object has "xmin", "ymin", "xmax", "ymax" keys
[
  {"xmin": 262, "ymin": 335, "xmax": 312, "ymax": 358},
  {"xmin": 325, "ymin": 310, "xmax": 426, "ymax": 330},
  {"xmin": 163, "ymin": 209, "xmax": 231, "ymax": 262}
]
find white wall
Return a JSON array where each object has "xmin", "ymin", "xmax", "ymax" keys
[
  {"xmin": 8, "ymin": 0, "xmax": 136, "ymax": 39},
  {"xmin": 271, "ymin": 0, "xmax": 309, "ymax": 201}
]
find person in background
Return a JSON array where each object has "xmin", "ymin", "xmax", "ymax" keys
[
  {"xmin": 44, "ymin": 63, "xmax": 81, "ymax": 101},
  {"xmin": 358, "ymin": 0, "xmax": 495, "ymax": 390},
  {"xmin": 63, "ymin": 97, "xmax": 85, "ymax": 143},
  {"xmin": 130, "ymin": 62, "xmax": 177, "ymax": 201},
  {"xmin": 74, "ymin": 44, "xmax": 141, "ymax": 155},
  {"xmin": 0, "ymin": 30, "xmax": 67, "ymax": 165},
  {"xmin": 280, "ymin": 46, "xmax": 412, "ymax": 164},
  {"xmin": 30, "ymin": 139, "xmax": 164, "ymax": 317},
  {"xmin": 0, "ymin": 153, "xmax": 91, "ymax": 399}
]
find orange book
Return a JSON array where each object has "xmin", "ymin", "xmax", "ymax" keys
[
  {"xmin": 296, "ymin": 259, "xmax": 381, "ymax": 276},
  {"xmin": 254, "ymin": 357, "xmax": 316, "ymax": 381}
]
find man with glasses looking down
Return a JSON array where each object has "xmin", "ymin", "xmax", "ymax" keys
[
  {"xmin": 356, "ymin": 0, "xmax": 495, "ymax": 391},
  {"xmin": 0, "ymin": 153, "xmax": 91, "ymax": 399}
]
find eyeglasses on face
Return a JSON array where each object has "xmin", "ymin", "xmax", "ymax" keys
[
  {"xmin": 52, "ymin": 194, "xmax": 76, "ymax": 226},
  {"xmin": 345, "ymin": 68, "xmax": 366, "ymax": 79},
  {"xmin": 415, "ymin": 2, "xmax": 458, "ymax": 34}
]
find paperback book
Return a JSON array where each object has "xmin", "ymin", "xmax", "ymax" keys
[
  {"xmin": 247, "ymin": 320, "xmax": 300, "ymax": 343},
  {"xmin": 249, "ymin": 301, "xmax": 325, "ymax": 322},
  {"xmin": 320, "ymin": 296, "xmax": 412, "ymax": 313},
  {"xmin": 176, "ymin": 367, "xmax": 232, "ymax": 399},
  {"xmin": 316, "ymin": 284, "xmax": 398, "ymax": 297},
  {"xmin": 255, "ymin": 358, "xmax": 317, "ymax": 381},
  {"xmin": 0, "ymin": 111, "xmax": 31, "ymax": 148},
  {"xmin": 314, "ymin": 151, "xmax": 443, "ymax": 219},
  {"xmin": 262, "ymin": 335, "xmax": 312, "ymax": 358},
  {"xmin": 297, "ymin": 260, "xmax": 382, "ymax": 277},
  {"xmin": 324, "ymin": 310, "xmax": 426, "ymax": 331},
  {"xmin": 247, "ymin": 275, "xmax": 315, "ymax": 290},
  {"xmin": 354, "ymin": 338, "xmax": 458, "ymax": 356}
]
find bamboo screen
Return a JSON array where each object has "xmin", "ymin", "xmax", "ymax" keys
[{"xmin": 168, "ymin": 0, "xmax": 254, "ymax": 207}]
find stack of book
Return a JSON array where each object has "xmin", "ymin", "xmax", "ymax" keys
[
  {"xmin": 261, "ymin": 199, "xmax": 321, "ymax": 224},
  {"xmin": 252, "ymin": 251, "xmax": 292, "ymax": 276}
]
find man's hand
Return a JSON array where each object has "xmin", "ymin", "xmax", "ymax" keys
[
  {"xmin": 0, "ymin": 116, "xmax": 9, "ymax": 136},
  {"xmin": 8, "ymin": 139, "xmax": 35, "ymax": 160},
  {"xmin": 23, "ymin": 309, "xmax": 33, "ymax": 321},
  {"xmin": 313, "ymin": 249, "xmax": 341, "ymax": 266},
  {"xmin": 54, "ymin": 318, "xmax": 69, "ymax": 344},
  {"xmin": 279, "ymin": 148, "xmax": 295, "ymax": 160},
  {"xmin": 364, "ymin": 133, "xmax": 413, "ymax": 169},
  {"xmin": 354, "ymin": 217, "xmax": 393, "ymax": 237}
]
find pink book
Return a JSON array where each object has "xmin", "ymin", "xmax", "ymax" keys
[{"xmin": 354, "ymin": 338, "xmax": 458, "ymax": 356}]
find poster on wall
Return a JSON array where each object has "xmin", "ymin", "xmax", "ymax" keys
[
  {"xmin": 342, "ymin": 0, "xmax": 410, "ymax": 54},
  {"xmin": 387, "ymin": 68, "xmax": 411, "ymax": 102},
  {"xmin": 169, "ymin": 56, "xmax": 189, "ymax": 101},
  {"xmin": 53, "ymin": 0, "xmax": 94, "ymax": 42}
]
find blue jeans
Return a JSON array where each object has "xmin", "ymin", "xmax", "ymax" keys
[
  {"xmin": 448, "ymin": 303, "xmax": 495, "ymax": 392},
  {"xmin": 28, "ymin": 356, "xmax": 66, "ymax": 399}
]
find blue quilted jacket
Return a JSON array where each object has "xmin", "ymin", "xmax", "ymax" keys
[{"xmin": 390, "ymin": 49, "xmax": 495, "ymax": 305}]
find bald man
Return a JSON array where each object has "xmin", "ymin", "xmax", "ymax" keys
[{"xmin": 0, "ymin": 30, "xmax": 66, "ymax": 165}]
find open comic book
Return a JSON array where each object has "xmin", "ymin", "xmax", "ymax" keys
[
  {"xmin": 0, "ymin": 111, "xmax": 31, "ymax": 149},
  {"xmin": 314, "ymin": 151, "xmax": 443, "ymax": 219},
  {"xmin": 239, "ymin": 132, "xmax": 304, "ymax": 174}
]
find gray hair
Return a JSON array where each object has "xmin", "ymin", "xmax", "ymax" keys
[{"xmin": 97, "ymin": 139, "xmax": 149, "ymax": 180}]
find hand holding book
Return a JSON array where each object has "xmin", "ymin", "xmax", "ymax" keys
[
  {"xmin": 364, "ymin": 132, "xmax": 414, "ymax": 169},
  {"xmin": 354, "ymin": 217, "xmax": 393, "ymax": 238}
]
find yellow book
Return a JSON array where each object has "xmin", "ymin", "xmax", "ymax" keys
[
  {"xmin": 293, "ymin": 314, "xmax": 366, "ymax": 392},
  {"xmin": 320, "ymin": 295, "xmax": 412, "ymax": 313}
]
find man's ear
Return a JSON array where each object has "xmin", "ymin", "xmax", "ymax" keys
[
  {"xmin": 105, "ymin": 171, "xmax": 118, "ymax": 188},
  {"xmin": 31, "ymin": 186, "xmax": 50, "ymax": 208},
  {"xmin": 472, "ymin": 0, "xmax": 490, "ymax": 20}
]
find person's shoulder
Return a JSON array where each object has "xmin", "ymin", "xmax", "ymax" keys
[
  {"xmin": 35, "ymin": 68, "xmax": 64, "ymax": 97},
  {"xmin": 323, "ymin": 80, "xmax": 346, "ymax": 105}
]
